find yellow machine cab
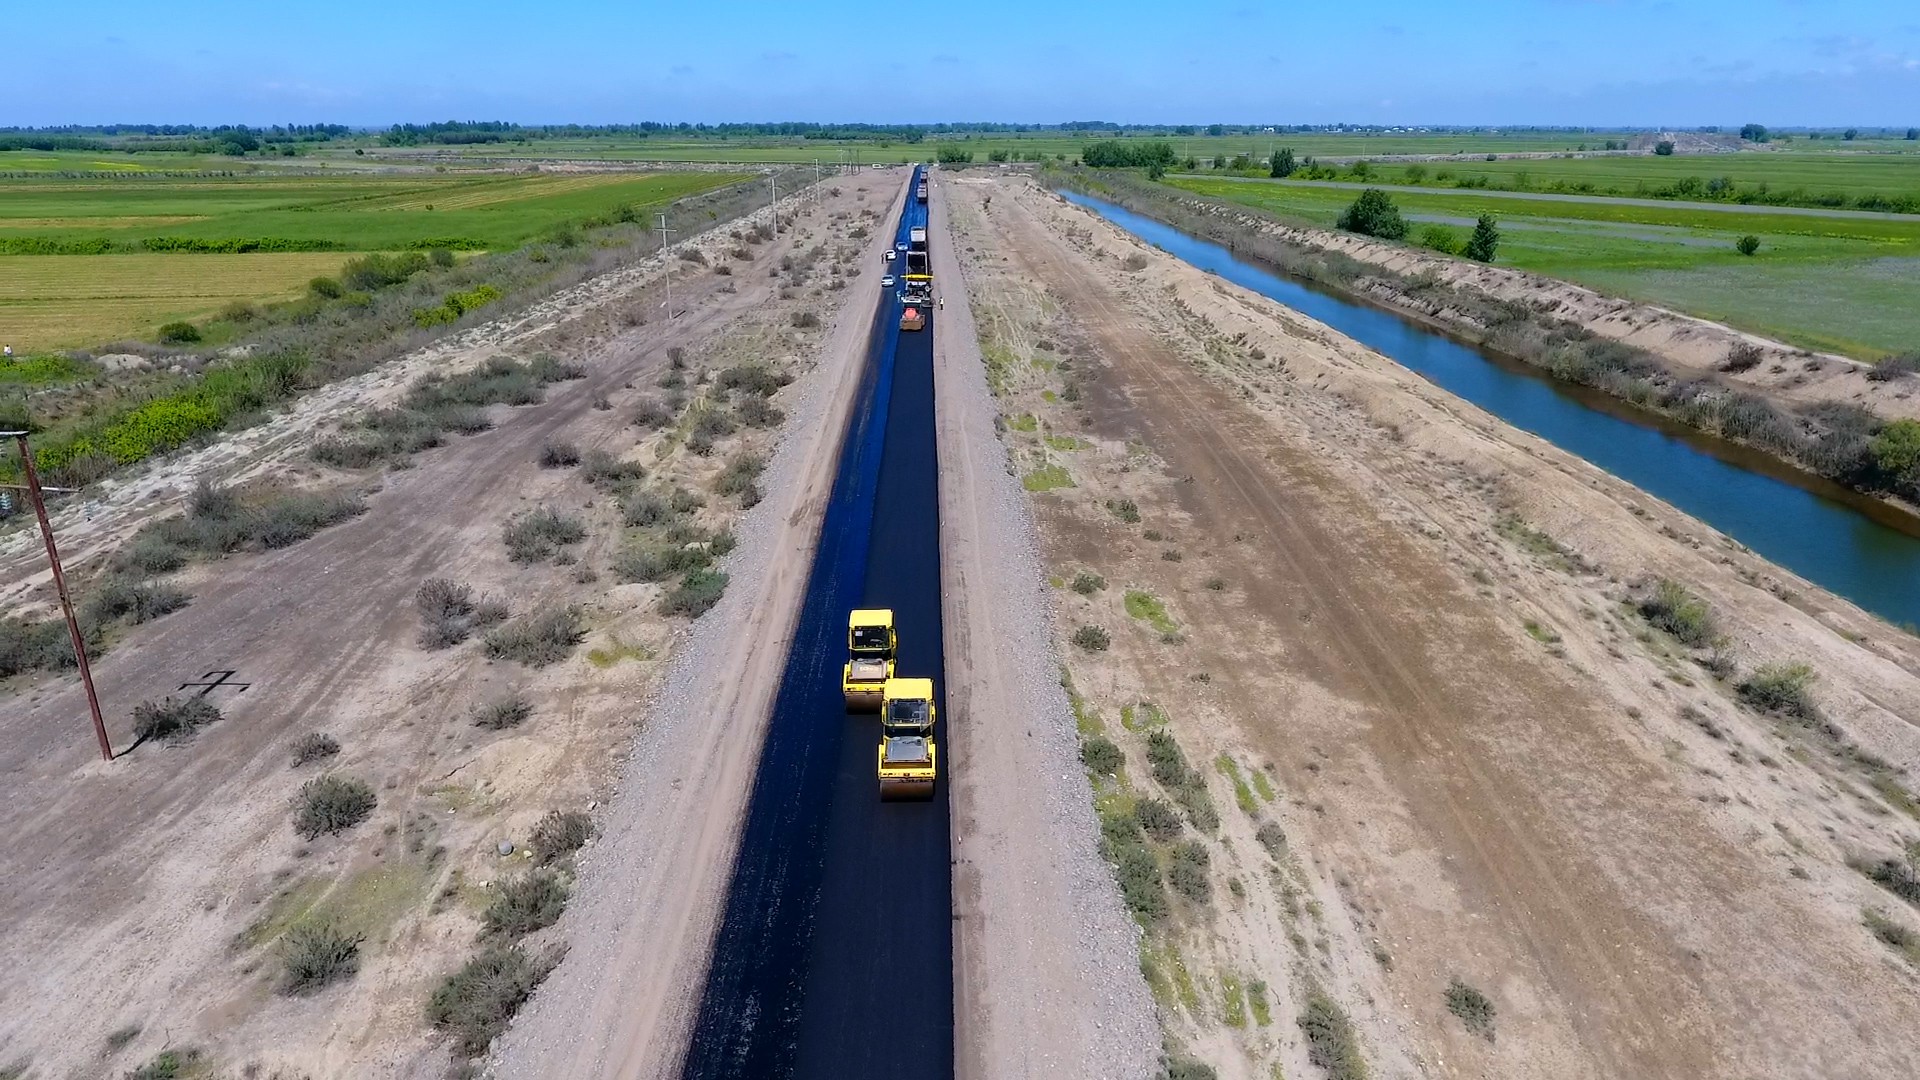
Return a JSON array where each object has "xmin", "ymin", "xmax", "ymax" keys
[
  {"xmin": 877, "ymin": 676, "xmax": 937, "ymax": 801},
  {"xmin": 842, "ymin": 609, "xmax": 896, "ymax": 712}
]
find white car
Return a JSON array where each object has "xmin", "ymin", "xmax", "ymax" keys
[
  {"xmin": 881, "ymin": 275, "xmax": 896, "ymax": 288},
  {"xmin": 883, "ymin": 250, "xmax": 894, "ymax": 262}
]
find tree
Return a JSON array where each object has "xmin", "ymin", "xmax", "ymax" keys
[
  {"xmin": 1654, "ymin": 140, "xmax": 1676, "ymax": 156},
  {"xmin": 1348, "ymin": 159, "xmax": 1373, "ymax": 180},
  {"xmin": 1735, "ymin": 234, "xmax": 1761, "ymax": 256},
  {"xmin": 1872, "ymin": 419, "xmax": 1920, "ymax": 488},
  {"xmin": 1081, "ymin": 140, "xmax": 1177, "ymax": 169},
  {"xmin": 1844, "ymin": 128, "xmax": 1860, "ymax": 141},
  {"xmin": 1465, "ymin": 214, "xmax": 1500, "ymax": 262},
  {"xmin": 1229, "ymin": 153, "xmax": 1252, "ymax": 171},
  {"xmin": 1908, "ymin": 128, "xmax": 1919, "ymax": 141},
  {"xmin": 1270, "ymin": 147, "xmax": 1296, "ymax": 178},
  {"xmin": 1336, "ymin": 189, "xmax": 1409, "ymax": 240},
  {"xmin": 936, "ymin": 146, "xmax": 972, "ymax": 164},
  {"xmin": 1183, "ymin": 155, "xmax": 1198, "ymax": 170},
  {"xmin": 1740, "ymin": 123, "xmax": 1769, "ymax": 143},
  {"xmin": 1212, "ymin": 153, "xmax": 1226, "ymax": 168}
]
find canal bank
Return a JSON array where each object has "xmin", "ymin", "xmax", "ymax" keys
[{"xmin": 1057, "ymin": 188, "xmax": 1920, "ymax": 632}]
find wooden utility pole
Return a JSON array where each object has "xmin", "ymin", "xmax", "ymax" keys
[{"xmin": 4, "ymin": 431, "xmax": 111, "ymax": 761}]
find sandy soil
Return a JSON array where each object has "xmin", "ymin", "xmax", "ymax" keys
[
  {"xmin": 943, "ymin": 173, "xmax": 1920, "ymax": 1079},
  {"xmin": 0, "ymin": 171, "xmax": 903, "ymax": 1079},
  {"xmin": 487, "ymin": 170, "xmax": 911, "ymax": 1080},
  {"xmin": 927, "ymin": 178, "xmax": 1161, "ymax": 1080},
  {"xmin": 1160, "ymin": 193, "xmax": 1920, "ymax": 423}
]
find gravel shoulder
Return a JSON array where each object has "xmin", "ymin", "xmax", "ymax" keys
[
  {"xmin": 488, "ymin": 170, "xmax": 913, "ymax": 1080},
  {"xmin": 928, "ymin": 176, "xmax": 1160, "ymax": 1080}
]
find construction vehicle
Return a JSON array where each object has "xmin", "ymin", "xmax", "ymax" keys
[
  {"xmin": 877, "ymin": 676, "xmax": 937, "ymax": 800},
  {"xmin": 842, "ymin": 609, "xmax": 896, "ymax": 711},
  {"xmin": 899, "ymin": 304, "xmax": 926, "ymax": 331}
]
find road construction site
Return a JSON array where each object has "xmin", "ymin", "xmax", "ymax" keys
[{"xmin": 5, "ymin": 160, "xmax": 1920, "ymax": 1080}]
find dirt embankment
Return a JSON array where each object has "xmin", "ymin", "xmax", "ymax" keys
[
  {"xmin": 1158, "ymin": 190, "xmax": 1920, "ymax": 423},
  {"xmin": 945, "ymin": 173, "xmax": 1920, "ymax": 1080},
  {"xmin": 0, "ymin": 172, "xmax": 904, "ymax": 1080}
]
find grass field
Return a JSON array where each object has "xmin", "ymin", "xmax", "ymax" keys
[
  {"xmin": 0, "ymin": 171, "xmax": 747, "ymax": 251},
  {"xmin": 0, "ymin": 253, "xmax": 356, "ymax": 350},
  {"xmin": 1168, "ymin": 176, "xmax": 1920, "ymax": 358},
  {"xmin": 1243, "ymin": 151, "xmax": 1920, "ymax": 209},
  {"xmin": 0, "ymin": 169, "xmax": 745, "ymax": 348}
]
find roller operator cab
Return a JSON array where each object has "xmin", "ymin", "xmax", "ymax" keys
[
  {"xmin": 843, "ymin": 609, "xmax": 896, "ymax": 712},
  {"xmin": 877, "ymin": 677, "xmax": 938, "ymax": 801}
]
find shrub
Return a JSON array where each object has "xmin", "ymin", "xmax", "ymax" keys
[
  {"xmin": 293, "ymin": 775, "xmax": 376, "ymax": 839},
  {"xmin": 1106, "ymin": 498, "xmax": 1141, "ymax": 523},
  {"xmin": 1416, "ymin": 225, "xmax": 1461, "ymax": 255},
  {"xmin": 613, "ymin": 542, "xmax": 712, "ymax": 584},
  {"xmin": 1134, "ymin": 797, "xmax": 1183, "ymax": 841},
  {"xmin": 84, "ymin": 576, "xmax": 189, "ymax": 626},
  {"xmin": 291, "ymin": 732, "xmax": 340, "ymax": 767},
  {"xmin": 1638, "ymin": 579, "xmax": 1718, "ymax": 647},
  {"xmin": 736, "ymin": 395, "xmax": 783, "ymax": 428},
  {"xmin": 1122, "ymin": 253, "xmax": 1150, "ymax": 271},
  {"xmin": 1719, "ymin": 343, "xmax": 1764, "ymax": 373},
  {"xmin": 1736, "ymin": 662, "xmax": 1820, "ymax": 722},
  {"xmin": 1081, "ymin": 735, "xmax": 1124, "ymax": 774},
  {"xmin": 1866, "ymin": 353, "xmax": 1920, "ymax": 384},
  {"xmin": 1144, "ymin": 729, "xmax": 1188, "ymax": 787},
  {"xmin": 131, "ymin": 696, "xmax": 221, "ymax": 744},
  {"xmin": 661, "ymin": 569, "xmax": 729, "ymax": 617},
  {"xmin": 1168, "ymin": 841, "xmax": 1212, "ymax": 902},
  {"xmin": 427, "ymin": 944, "xmax": 558, "ymax": 1057},
  {"xmin": 538, "ymin": 440, "xmax": 581, "ymax": 468},
  {"xmin": 472, "ymin": 695, "xmax": 533, "ymax": 730},
  {"xmin": 713, "ymin": 452, "xmax": 765, "ymax": 497},
  {"xmin": 417, "ymin": 577, "xmax": 474, "ymax": 623},
  {"xmin": 716, "ymin": 363, "xmax": 790, "ymax": 397},
  {"xmin": 1254, "ymin": 820, "xmax": 1288, "ymax": 858},
  {"xmin": 128, "ymin": 1049, "xmax": 208, "ymax": 1080},
  {"xmin": 620, "ymin": 490, "xmax": 672, "ymax": 528},
  {"xmin": 1871, "ymin": 419, "xmax": 1920, "ymax": 490},
  {"xmin": 485, "ymin": 608, "xmax": 583, "ymax": 667},
  {"xmin": 531, "ymin": 809, "xmax": 594, "ymax": 864},
  {"xmin": 790, "ymin": 311, "xmax": 821, "ymax": 329},
  {"xmin": 1445, "ymin": 978, "xmax": 1497, "ymax": 1040},
  {"xmin": 158, "ymin": 321, "xmax": 201, "ymax": 344},
  {"xmin": 1335, "ymin": 189, "xmax": 1409, "ymax": 240},
  {"xmin": 502, "ymin": 508, "xmax": 586, "ymax": 564},
  {"xmin": 309, "ymin": 276, "xmax": 344, "ymax": 298},
  {"xmin": 1862, "ymin": 856, "xmax": 1920, "ymax": 904},
  {"xmin": 1112, "ymin": 840, "xmax": 1168, "ymax": 921},
  {"xmin": 1071, "ymin": 625, "xmax": 1111, "ymax": 651},
  {"xmin": 1654, "ymin": 140, "xmax": 1676, "ymax": 156},
  {"xmin": 1736, "ymin": 234, "xmax": 1761, "ymax": 256},
  {"xmin": 580, "ymin": 450, "xmax": 647, "ymax": 490},
  {"xmin": 483, "ymin": 870, "xmax": 569, "ymax": 938},
  {"xmin": 1071, "ymin": 572, "xmax": 1106, "ymax": 595},
  {"xmin": 1298, "ymin": 990, "xmax": 1368, "ymax": 1080},
  {"xmin": 278, "ymin": 920, "xmax": 362, "ymax": 995}
]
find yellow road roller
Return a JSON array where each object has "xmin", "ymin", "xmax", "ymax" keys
[
  {"xmin": 842, "ymin": 609, "xmax": 896, "ymax": 712},
  {"xmin": 877, "ymin": 676, "xmax": 937, "ymax": 801}
]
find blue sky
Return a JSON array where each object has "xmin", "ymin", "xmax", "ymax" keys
[{"xmin": 8, "ymin": 0, "xmax": 1917, "ymax": 126}]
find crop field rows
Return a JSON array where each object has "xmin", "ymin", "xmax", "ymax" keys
[
  {"xmin": 1169, "ymin": 176, "xmax": 1920, "ymax": 357},
  {"xmin": 0, "ymin": 170, "xmax": 745, "ymax": 349}
]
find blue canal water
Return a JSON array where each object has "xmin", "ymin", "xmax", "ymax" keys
[{"xmin": 1062, "ymin": 190, "xmax": 1920, "ymax": 630}]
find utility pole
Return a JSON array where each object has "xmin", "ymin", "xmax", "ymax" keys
[
  {"xmin": 768, "ymin": 174, "xmax": 780, "ymax": 235},
  {"xmin": 656, "ymin": 212, "xmax": 676, "ymax": 319},
  {"xmin": 3, "ymin": 431, "xmax": 111, "ymax": 761}
]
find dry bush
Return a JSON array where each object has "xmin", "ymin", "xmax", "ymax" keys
[
  {"xmin": 293, "ymin": 775, "xmax": 376, "ymax": 839},
  {"xmin": 132, "ymin": 696, "xmax": 221, "ymax": 744}
]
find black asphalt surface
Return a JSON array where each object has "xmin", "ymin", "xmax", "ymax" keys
[{"xmin": 681, "ymin": 171, "xmax": 954, "ymax": 1080}]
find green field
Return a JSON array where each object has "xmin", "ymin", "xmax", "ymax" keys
[
  {"xmin": 0, "ymin": 171, "xmax": 746, "ymax": 251},
  {"xmin": 0, "ymin": 170, "xmax": 745, "ymax": 349},
  {"xmin": 1239, "ymin": 151, "xmax": 1920, "ymax": 211},
  {"xmin": 1168, "ymin": 176, "xmax": 1920, "ymax": 358}
]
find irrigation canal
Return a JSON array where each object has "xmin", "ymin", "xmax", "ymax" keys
[
  {"xmin": 682, "ymin": 169, "xmax": 954, "ymax": 1079},
  {"xmin": 1062, "ymin": 190, "xmax": 1920, "ymax": 631}
]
